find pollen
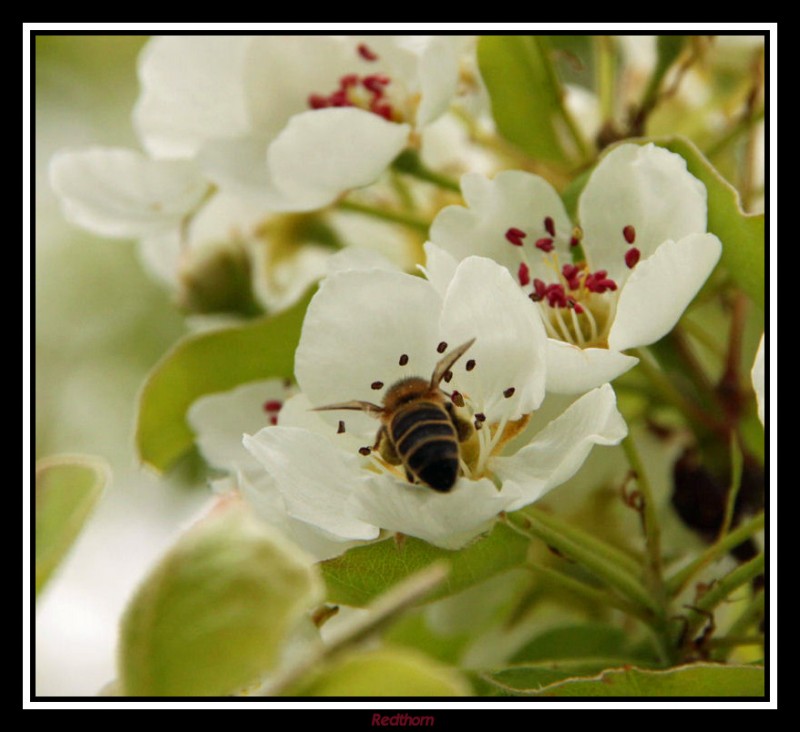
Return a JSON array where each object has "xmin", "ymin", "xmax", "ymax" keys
[
  {"xmin": 535, "ymin": 237, "xmax": 554, "ymax": 253},
  {"xmin": 505, "ymin": 227, "xmax": 527, "ymax": 247},
  {"xmin": 443, "ymin": 370, "xmax": 454, "ymax": 383},
  {"xmin": 358, "ymin": 43, "xmax": 379, "ymax": 61},
  {"xmin": 263, "ymin": 400, "xmax": 283, "ymax": 412},
  {"xmin": 437, "ymin": 341, "xmax": 448, "ymax": 353},
  {"xmin": 359, "ymin": 446, "xmax": 372, "ymax": 456},
  {"xmin": 518, "ymin": 261, "xmax": 531, "ymax": 286},
  {"xmin": 544, "ymin": 216, "xmax": 556, "ymax": 237},
  {"xmin": 623, "ymin": 224, "xmax": 636, "ymax": 244},
  {"xmin": 399, "ymin": 353, "xmax": 409, "ymax": 366},
  {"xmin": 503, "ymin": 387, "xmax": 516, "ymax": 398},
  {"xmin": 371, "ymin": 381, "xmax": 384, "ymax": 390},
  {"xmin": 625, "ymin": 247, "xmax": 641, "ymax": 269},
  {"xmin": 466, "ymin": 359, "xmax": 476, "ymax": 372}
]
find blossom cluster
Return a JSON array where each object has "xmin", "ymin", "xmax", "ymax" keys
[{"xmin": 50, "ymin": 35, "xmax": 734, "ymax": 556}]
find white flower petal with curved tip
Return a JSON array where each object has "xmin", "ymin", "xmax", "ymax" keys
[
  {"xmin": 278, "ymin": 393, "xmax": 365, "ymax": 454},
  {"xmin": 430, "ymin": 171, "xmax": 573, "ymax": 277},
  {"xmin": 439, "ymin": 257, "xmax": 547, "ymax": 422},
  {"xmin": 353, "ymin": 474, "xmax": 509, "ymax": 549},
  {"xmin": 266, "ymin": 108, "xmax": 411, "ymax": 211},
  {"xmin": 49, "ymin": 148, "xmax": 208, "ymax": 238},
  {"xmin": 545, "ymin": 340, "xmax": 639, "ymax": 394},
  {"xmin": 579, "ymin": 143, "xmax": 708, "ymax": 282},
  {"xmin": 416, "ymin": 37, "xmax": 463, "ymax": 127},
  {"xmin": 751, "ymin": 334, "xmax": 765, "ymax": 426},
  {"xmin": 608, "ymin": 233, "xmax": 721, "ymax": 352},
  {"xmin": 420, "ymin": 242, "xmax": 459, "ymax": 298},
  {"xmin": 134, "ymin": 36, "xmax": 255, "ymax": 158},
  {"xmin": 494, "ymin": 384, "xmax": 628, "ymax": 512},
  {"xmin": 295, "ymin": 268, "xmax": 442, "ymax": 437},
  {"xmin": 239, "ymin": 472, "xmax": 360, "ymax": 561},
  {"xmin": 243, "ymin": 427, "xmax": 379, "ymax": 541},
  {"xmin": 188, "ymin": 380, "xmax": 289, "ymax": 473},
  {"xmin": 324, "ymin": 247, "xmax": 398, "ymax": 277}
]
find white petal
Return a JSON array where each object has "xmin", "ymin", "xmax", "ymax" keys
[
  {"xmin": 295, "ymin": 268, "xmax": 442, "ymax": 437},
  {"xmin": 430, "ymin": 170, "xmax": 573, "ymax": 277},
  {"xmin": 608, "ymin": 233, "xmax": 722, "ymax": 351},
  {"xmin": 266, "ymin": 108, "xmax": 411, "ymax": 210},
  {"xmin": 251, "ymin": 242, "xmax": 331, "ymax": 313},
  {"xmin": 494, "ymin": 384, "xmax": 628, "ymax": 512},
  {"xmin": 416, "ymin": 37, "xmax": 462, "ymax": 127},
  {"xmin": 751, "ymin": 334, "xmax": 765, "ymax": 426},
  {"xmin": 420, "ymin": 242, "xmax": 459, "ymax": 298},
  {"xmin": 278, "ymin": 393, "xmax": 365, "ymax": 454},
  {"xmin": 239, "ymin": 472, "xmax": 358, "ymax": 561},
  {"xmin": 134, "ymin": 36, "xmax": 255, "ymax": 158},
  {"xmin": 353, "ymin": 475, "xmax": 509, "ymax": 549},
  {"xmin": 439, "ymin": 257, "xmax": 547, "ymax": 421},
  {"xmin": 324, "ymin": 247, "xmax": 398, "ymax": 276},
  {"xmin": 49, "ymin": 148, "xmax": 208, "ymax": 237},
  {"xmin": 579, "ymin": 143, "xmax": 708, "ymax": 283},
  {"xmin": 188, "ymin": 380, "xmax": 288, "ymax": 472},
  {"xmin": 545, "ymin": 340, "xmax": 639, "ymax": 394},
  {"xmin": 243, "ymin": 427, "xmax": 379, "ymax": 541}
]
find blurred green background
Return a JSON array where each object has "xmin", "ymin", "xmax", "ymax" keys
[{"xmin": 35, "ymin": 35, "xmax": 209, "ymax": 696}]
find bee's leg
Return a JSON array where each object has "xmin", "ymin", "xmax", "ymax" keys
[{"xmin": 376, "ymin": 427, "xmax": 402, "ymax": 465}]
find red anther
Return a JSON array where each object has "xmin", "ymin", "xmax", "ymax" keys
[
  {"xmin": 269, "ymin": 415, "xmax": 278, "ymax": 426},
  {"xmin": 570, "ymin": 235, "xmax": 580, "ymax": 247},
  {"xmin": 544, "ymin": 216, "xmax": 556, "ymax": 237},
  {"xmin": 562, "ymin": 264, "xmax": 579, "ymax": 280},
  {"xmin": 363, "ymin": 74, "xmax": 390, "ymax": 94},
  {"xmin": 573, "ymin": 302, "xmax": 585, "ymax": 314},
  {"xmin": 329, "ymin": 89, "xmax": 351, "ymax": 107},
  {"xmin": 594, "ymin": 270, "xmax": 608, "ymax": 279},
  {"xmin": 518, "ymin": 261, "xmax": 531, "ymax": 286},
  {"xmin": 505, "ymin": 227, "xmax": 527, "ymax": 246},
  {"xmin": 309, "ymin": 94, "xmax": 329, "ymax": 109},
  {"xmin": 623, "ymin": 224, "xmax": 636, "ymax": 244},
  {"xmin": 340, "ymin": 74, "xmax": 359, "ymax": 88},
  {"xmin": 263, "ymin": 400, "xmax": 283, "ymax": 412},
  {"xmin": 546, "ymin": 283, "xmax": 567, "ymax": 308},
  {"xmin": 533, "ymin": 278, "xmax": 547, "ymax": 299},
  {"xmin": 535, "ymin": 237, "xmax": 554, "ymax": 253},
  {"xmin": 451, "ymin": 391, "xmax": 465, "ymax": 408},
  {"xmin": 625, "ymin": 247, "xmax": 641, "ymax": 269},
  {"xmin": 370, "ymin": 101, "xmax": 394, "ymax": 121},
  {"xmin": 358, "ymin": 43, "xmax": 379, "ymax": 61}
]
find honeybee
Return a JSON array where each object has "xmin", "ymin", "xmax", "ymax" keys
[{"xmin": 314, "ymin": 339, "xmax": 477, "ymax": 492}]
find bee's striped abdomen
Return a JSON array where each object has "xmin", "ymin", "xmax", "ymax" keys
[{"xmin": 390, "ymin": 402, "xmax": 460, "ymax": 492}]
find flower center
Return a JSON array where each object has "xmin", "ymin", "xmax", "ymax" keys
[
  {"xmin": 307, "ymin": 44, "xmax": 407, "ymax": 123},
  {"xmin": 505, "ymin": 219, "xmax": 642, "ymax": 348}
]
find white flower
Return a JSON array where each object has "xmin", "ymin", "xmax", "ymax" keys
[
  {"xmin": 427, "ymin": 143, "xmax": 722, "ymax": 394},
  {"xmin": 187, "ymin": 379, "xmax": 363, "ymax": 560},
  {"xmin": 751, "ymin": 334, "xmax": 765, "ymax": 426},
  {"xmin": 134, "ymin": 35, "xmax": 465, "ymax": 212},
  {"xmin": 242, "ymin": 258, "xmax": 627, "ymax": 551}
]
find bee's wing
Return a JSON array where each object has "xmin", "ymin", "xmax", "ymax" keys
[
  {"xmin": 312, "ymin": 400, "xmax": 385, "ymax": 417},
  {"xmin": 431, "ymin": 338, "xmax": 476, "ymax": 387}
]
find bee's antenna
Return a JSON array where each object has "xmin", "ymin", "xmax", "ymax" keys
[
  {"xmin": 431, "ymin": 338, "xmax": 476, "ymax": 387},
  {"xmin": 312, "ymin": 400, "xmax": 385, "ymax": 417}
]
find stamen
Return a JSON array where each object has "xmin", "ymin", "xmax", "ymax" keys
[
  {"xmin": 531, "ymin": 278, "xmax": 547, "ymax": 302},
  {"xmin": 474, "ymin": 419, "xmax": 483, "ymax": 430},
  {"xmin": 503, "ymin": 387, "xmax": 516, "ymax": 398},
  {"xmin": 583, "ymin": 304, "xmax": 599, "ymax": 342},
  {"xmin": 505, "ymin": 227, "xmax": 527, "ymax": 247},
  {"xmin": 623, "ymin": 225, "xmax": 636, "ymax": 244},
  {"xmin": 269, "ymin": 415, "xmax": 278, "ymax": 426},
  {"xmin": 625, "ymin": 247, "xmax": 641, "ymax": 269},
  {"xmin": 544, "ymin": 216, "xmax": 556, "ymax": 237},
  {"xmin": 337, "ymin": 420, "xmax": 346, "ymax": 434},
  {"xmin": 308, "ymin": 94, "xmax": 329, "ymax": 109},
  {"xmin": 358, "ymin": 43, "xmax": 379, "ymax": 61},
  {"xmin": 399, "ymin": 354, "xmax": 409, "ymax": 366},
  {"xmin": 466, "ymin": 359, "xmax": 476, "ymax": 372},
  {"xmin": 371, "ymin": 381, "xmax": 384, "ymax": 390},
  {"xmin": 263, "ymin": 400, "xmax": 283, "ymax": 412},
  {"xmin": 518, "ymin": 262, "xmax": 530, "ymax": 287},
  {"xmin": 340, "ymin": 74, "xmax": 359, "ymax": 88},
  {"xmin": 443, "ymin": 370, "xmax": 453, "ymax": 383},
  {"xmin": 359, "ymin": 446, "xmax": 372, "ymax": 456},
  {"xmin": 451, "ymin": 391, "xmax": 465, "ymax": 408},
  {"xmin": 474, "ymin": 412, "xmax": 486, "ymax": 422},
  {"xmin": 535, "ymin": 237, "xmax": 554, "ymax": 253},
  {"xmin": 363, "ymin": 74, "xmax": 390, "ymax": 94},
  {"xmin": 437, "ymin": 341, "xmax": 448, "ymax": 353},
  {"xmin": 568, "ymin": 304, "xmax": 586, "ymax": 346}
]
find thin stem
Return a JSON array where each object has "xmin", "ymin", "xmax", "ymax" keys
[
  {"xmin": 622, "ymin": 435, "xmax": 664, "ymax": 601},
  {"xmin": 678, "ymin": 317, "xmax": 727, "ymax": 361},
  {"xmin": 666, "ymin": 512, "xmax": 764, "ymax": 597},
  {"xmin": 336, "ymin": 199, "xmax": 432, "ymax": 234},
  {"xmin": 719, "ymin": 292, "xmax": 750, "ymax": 421},
  {"xmin": 508, "ymin": 510, "xmax": 657, "ymax": 615},
  {"xmin": 392, "ymin": 150, "xmax": 461, "ymax": 192},
  {"xmin": 594, "ymin": 36, "xmax": 617, "ymax": 124},
  {"xmin": 706, "ymin": 107, "xmax": 765, "ymax": 161},
  {"xmin": 718, "ymin": 434, "xmax": 744, "ymax": 541}
]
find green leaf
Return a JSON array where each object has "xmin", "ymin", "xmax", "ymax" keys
[
  {"xmin": 510, "ymin": 623, "xmax": 640, "ymax": 664},
  {"xmin": 35, "ymin": 454, "xmax": 109, "ymax": 595},
  {"xmin": 481, "ymin": 659, "xmax": 645, "ymax": 695},
  {"xmin": 118, "ymin": 504, "xmax": 322, "ymax": 697},
  {"xmin": 135, "ymin": 289, "xmax": 313, "ymax": 472},
  {"xmin": 477, "ymin": 36, "xmax": 588, "ymax": 167},
  {"xmin": 321, "ymin": 523, "xmax": 529, "ymax": 607},
  {"xmin": 648, "ymin": 137, "xmax": 764, "ymax": 307},
  {"xmin": 290, "ymin": 647, "xmax": 470, "ymax": 697},
  {"xmin": 532, "ymin": 663, "xmax": 764, "ymax": 697}
]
